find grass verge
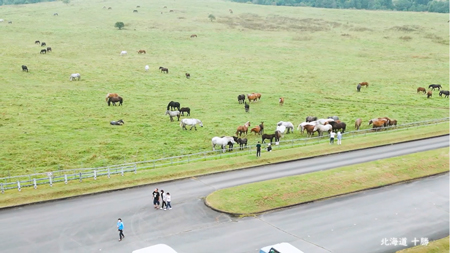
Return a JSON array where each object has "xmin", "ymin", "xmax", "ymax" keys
[
  {"xmin": 205, "ymin": 147, "xmax": 449, "ymax": 215},
  {"xmin": 0, "ymin": 122, "xmax": 448, "ymax": 208},
  {"xmin": 396, "ymin": 236, "xmax": 449, "ymax": 253}
]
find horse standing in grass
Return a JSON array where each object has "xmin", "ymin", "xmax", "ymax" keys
[
  {"xmin": 303, "ymin": 125, "xmax": 317, "ymax": 137},
  {"xmin": 179, "ymin": 107, "xmax": 190, "ymax": 116},
  {"xmin": 428, "ymin": 84, "xmax": 442, "ymax": 91},
  {"xmin": 417, "ymin": 87, "xmax": 426, "ymax": 94},
  {"xmin": 244, "ymin": 102, "xmax": 249, "ymax": 112},
  {"xmin": 359, "ymin": 82, "xmax": 369, "ymax": 87},
  {"xmin": 297, "ymin": 121, "xmax": 316, "ymax": 135},
  {"xmin": 212, "ymin": 136, "xmax": 235, "ymax": 152},
  {"xmin": 165, "ymin": 110, "xmax": 180, "ymax": 121},
  {"xmin": 279, "ymin": 97, "xmax": 284, "ymax": 106},
  {"xmin": 250, "ymin": 122, "xmax": 264, "ymax": 135},
  {"xmin": 355, "ymin": 118, "xmax": 362, "ymax": 130},
  {"xmin": 108, "ymin": 96, "xmax": 123, "ymax": 106},
  {"xmin": 22, "ymin": 65, "xmax": 28, "ymax": 72},
  {"xmin": 277, "ymin": 121, "xmax": 294, "ymax": 134},
  {"xmin": 427, "ymin": 91, "xmax": 432, "ymax": 98},
  {"xmin": 236, "ymin": 121, "xmax": 250, "ymax": 136},
  {"xmin": 305, "ymin": 116, "xmax": 317, "ymax": 122},
  {"xmin": 167, "ymin": 101, "xmax": 180, "ymax": 111},
  {"xmin": 159, "ymin": 66, "xmax": 169, "ymax": 73},
  {"xmin": 106, "ymin": 93, "xmax": 119, "ymax": 102},
  {"xmin": 439, "ymin": 90, "xmax": 449, "ymax": 98},
  {"xmin": 69, "ymin": 73, "xmax": 81, "ymax": 81},
  {"xmin": 138, "ymin": 50, "xmax": 146, "ymax": 54},
  {"xmin": 328, "ymin": 121, "xmax": 346, "ymax": 133},
  {"xmin": 180, "ymin": 118, "xmax": 203, "ymax": 130},
  {"xmin": 247, "ymin": 93, "xmax": 258, "ymax": 102},
  {"xmin": 237, "ymin": 94, "xmax": 245, "ymax": 104},
  {"xmin": 314, "ymin": 124, "xmax": 333, "ymax": 136},
  {"xmin": 357, "ymin": 83, "xmax": 361, "ymax": 92}
]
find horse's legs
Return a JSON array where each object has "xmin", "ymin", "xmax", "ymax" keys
[{"xmin": 177, "ymin": 115, "xmax": 180, "ymax": 121}]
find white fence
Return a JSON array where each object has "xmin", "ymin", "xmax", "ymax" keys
[{"xmin": 1, "ymin": 118, "xmax": 448, "ymax": 193}]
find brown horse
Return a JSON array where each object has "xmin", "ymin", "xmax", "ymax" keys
[
  {"xmin": 369, "ymin": 117, "xmax": 390, "ymax": 126},
  {"xmin": 138, "ymin": 50, "xmax": 146, "ymax": 54},
  {"xmin": 328, "ymin": 121, "xmax": 346, "ymax": 133},
  {"xmin": 388, "ymin": 119, "xmax": 397, "ymax": 127},
  {"xmin": 254, "ymin": 93, "xmax": 261, "ymax": 100},
  {"xmin": 355, "ymin": 118, "xmax": 362, "ymax": 130},
  {"xmin": 159, "ymin": 67, "xmax": 169, "ymax": 73},
  {"xmin": 108, "ymin": 96, "xmax": 123, "ymax": 106},
  {"xmin": 236, "ymin": 121, "xmax": 250, "ymax": 136},
  {"xmin": 250, "ymin": 122, "xmax": 264, "ymax": 135},
  {"xmin": 279, "ymin": 97, "xmax": 284, "ymax": 106},
  {"xmin": 247, "ymin": 93, "xmax": 258, "ymax": 102},
  {"xmin": 372, "ymin": 120, "xmax": 385, "ymax": 131},
  {"xmin": 303, "ymin": 125, "xmax": 316, "ymax": 137},
  {"xmin": 105, "ymin": 93, "xmax": 119, "ymax": 102},
  {"xmin": 185, "ymin": 73, "xmax": 190, "ymax": 79},
  {"xmin": 427, "ymin": 91, "xmax": 432, "ymax": 98},
  {"xmin": 417, "ymin": 87, "xmax": 426, "ymax": 94},
  {"xmin": 359, "ymin": 82, "xmax": 369, "ymax": 87},
  {"xmin": 190, "ymin": 34, "xmax": 197, "ymax": 38}
]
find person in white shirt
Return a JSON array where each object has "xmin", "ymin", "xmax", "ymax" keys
[
  {"xmin": 165, "ymin": 192, "xmax": 172, "ymax": 210},
  {"xmin": 330, "ymin": 131, "xmax": 336, "ymax": 144},
  {"xmin": 337, "ymin": 131, "xmax": 342, "ymax": 145}
]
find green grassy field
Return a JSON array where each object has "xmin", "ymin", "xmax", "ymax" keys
[
  {"xmin": 0, "ymin": 0, "xmax": 448, "ymax": 176},
  {"xmin": 396, "ymin": 236, "xmax": 449, "ymax": 253}
]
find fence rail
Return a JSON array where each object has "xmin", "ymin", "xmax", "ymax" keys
[{"xmin": 1, "ymin": 118, "xmax": 448, "ymax": 193}]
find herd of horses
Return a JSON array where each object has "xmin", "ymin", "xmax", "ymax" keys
[{"xmin": 416, "ymin": 84, "xmax": 448, "ymax": 98}]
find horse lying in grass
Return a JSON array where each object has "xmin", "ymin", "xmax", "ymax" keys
[{"xmin": 110, "ymin": 119, "xmax": 124, "ymax": 125}]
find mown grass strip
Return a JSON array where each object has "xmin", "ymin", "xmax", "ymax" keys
[
  {"xmin": 205, "ymin": 147, "xmax": 449, "ymax": 215},
  {"xmin": 396, "ymin": 236, "xmax": 449, "ymax": 253},
  {"xmin": 0, "ymin": 123, "xmax": 448, "ymax": 208}
]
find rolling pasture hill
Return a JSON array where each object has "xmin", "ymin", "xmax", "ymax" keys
[{"xmin": 0, "ymin": 0, "xmax": 448, "ymax": 176}]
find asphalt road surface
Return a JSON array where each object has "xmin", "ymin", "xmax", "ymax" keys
[{"xmin": 0, "ymin": 136, "xmax": 448, "ymax": 253}]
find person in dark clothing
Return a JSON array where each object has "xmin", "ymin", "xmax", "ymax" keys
[
  {"xmin": 153, "ymin": 188, "xmax": 160, "ymax": 209},
  {"xmin": 160, "ymin": 189, "xmax": 166, "ymax": 210},
  {"xmin": 267, "ymin": 143, "xmax": 272, "ymax": 152},
  {"xmin": 256, "ymin": 141, "xmax": 261, "ymax": 157}
]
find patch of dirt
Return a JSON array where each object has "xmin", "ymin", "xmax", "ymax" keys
[
  {"xmin": 388, "ymin": 25, "xmax": 423, "ymax": 32},
  {"xmin": 350, "ymin": 27, "xmax": 373, "ymax": 32},
  {"xmin": 399, "ymin": 36, "xmax": 412, "ymax": 41},
  {"xmin": 218, "ymin": 13, "xmax": 341, "ymax": 32}
]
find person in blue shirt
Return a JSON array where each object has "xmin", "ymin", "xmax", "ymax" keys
[{"xmin": 117, "ymin": 218, "xmax": 125, "ymax": 241}]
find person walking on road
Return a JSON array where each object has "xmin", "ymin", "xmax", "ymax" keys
[
  {"xmin": 160, "ymin": 189, "xmax": 166, "ymax": 210},
  {"xmin": 165, "ymin": 192, "xmax": 172, "ymax": 210},
  {"xmin": 330, "ymin": 131, "xmax": 336, "ymax": 144},
  {"xmin": 117, "ymin": 218, "xmax": 125, "ymax": 241},
  {"xmin": 256, "ymin": 141, "xmax": 261, "ymax": 157},
  {"xmin": 153, "ymin": 188, "xmax": 160, "ymax": 209},
  {"xmin": 337, "ymin": 131, "xmax": 342, "ymax": 145}
]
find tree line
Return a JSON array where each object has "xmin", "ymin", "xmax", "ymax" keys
[
  {"xmin": 0, "ymin": 0, "xmax": 62, "ymax": 5},
  {"xmin": 231, "ymin": 0, "xmax": 449, "ymax": 13}
]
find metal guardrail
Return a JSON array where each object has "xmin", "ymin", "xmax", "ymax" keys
[{"xmin": 1, "ymin": 118, "xmax": 448, "ymax": 193}]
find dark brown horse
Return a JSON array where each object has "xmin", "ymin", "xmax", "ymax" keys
[
  {"xmin": 355, "ymin": 118, "xmax": 362, "ymax": 130},
  {"xmin": 303, "ymin": 125, "xmax": 316, "ymax": 137},
  {"xmin": 185, "ymin": 73, "xmax": 190, "ymax": 79},
  {"xmin": 417, "ymin": 87, "xmax": 426, "ymax": 94},
  {"xmin": 262, "ymin": 131, "xmax": 281, "ymax": 143},
  {"xmin": 328, "ymin": 121, "xmax": 346, "ymax": 133},
  {"xmin": 427, "ymin": 91, "xmax": 432, "ymax": 98},
  {"xmin": 388, "ymin": 119, "xmax": 397, "ymax": 127},
  {"xmin": 190, "ymin": 34, "xmax": 197, "ymax": 38},
  {"xmin": 179, "ymin": 107, "xmax": 190, "ymax": 116},
  {"xmin": 159, "ymin": 67, "xmax": 169, "ymax": 73},
  {"xmin": 138, "ymin": 50, "xmax": 146, "ymax": 54},
  {"xmin": 106, "ymin": 93, "xmax": 119, "ymax": 102},
  {"xmin": 236, "ymin": 121, "xmax": 250, "ymax": 136},
  {"xmin": 237, "ymin": 94, "xmax": 245, "ymax": 104},
  {"xmin": 108, "ymin": 96, "xmax": 123, "ymax": 106},
  {"xmin": 359, "ymin": 82, "xmax": 369, "ymax": 87}
]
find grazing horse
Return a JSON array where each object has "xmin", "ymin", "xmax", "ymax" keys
[
  {"xmin": 236, "ymin": 121, "xmax": 250, "ymax": 136},
  {"xmin": 417, "ymin": 87, "xmax": 426, "ymax": 94},
  {"xmin": 190, "ymin": 34, "xmax": 197, "ymax": 38},
  {"xmin": 108, "ymin": 96, "xmax": 123, "ymax": 106},
  {"xmin": 357, "ymin": 83, "xmax": 361, "ymax": 92},
  {"xmin": 137, "ymin": 50, "xmax": 146, "ymax": 54},
  {"xmin": 133, "ymin": 10, "xmax": 138, "ymax": 13},
  {"xmin": 180, "ymin": 118, "xmax": 203, "ymax": 130},
  {"xmin": 355, "ymin": 118, "xmax": 362, "ymax": 130},
  {"xmin": 179, "ymin": 107, "xmax": 190, "ymax": 116},
  {"xmin": 297, "ymin": 121, "xmax": 315, "ymax": 135},
  {"xmin": 254, "ymin": 93, "xmax": 262, "ymax": 100},
  {"xmin": 251, "ymin": 122, "xmax": 264, "ymax": 135},
  {"xmin": 120, "ymin": 51, "xmax": 127, "ymax": 56},
  {"xmin": 167, "ymin": 101, "xmax": 180, "ymax": 111},
  {"xmin": 305, "ymin": 116, "xmax": 317, "ymax": 122},
  {"xmin": 237, "ymin": 94, "xmax": 245, "ymax": 104},
  {"xmin": 279, "ymin": 97, "xmax": 284, "ymax": 106},
  {"xmin": 244, "ymin": 102, "xmax": 249, "ymax": 112},
  {"xmin": 165, "ymin": 110, "xmax": 180, "ymax": 121},
  {"xmin": 53, "ymin": 13, "xmax": 58, "ymax": 16},
  {"xmin": 388, "ymin": 119, "xmax": 397, "ymax": 127},
  {"xmin": 276, "ymin": 125, "xmax": 286, "ymax": 134},
  {"xmin": 46, "ymin": 47, "xmax": 52, "ymax": 52},
  {"xmin": 303, "ymin": 125, "xmax": 317, "ymax": 137},
  {"xmin": 372, "ymin": 120, "xmax": 385, "ymax": 131},
  {"xmin": 40, "ymin": 49, "xmax": 47, "ymax": 54},
  {"xmin": 369, "ymin": 117, "xmax": 390, "ymax": 127},
  {"xmin": 35, "ymin": 40, "xmax": 40, "ymax": 44},
  {"xmin": 110, "ymin": 119, "xmax": 124, "ymax": 125},
  {"xmin": 277, "ymin": 121, "xmax": 294, "ymax": 133},
  {"xmin": 41, "ymin": 42, "xmax": 46, "ymax": 47},
  {"xmin": 439, "ymin": 90, "xmax": 449, "ymax": 98},
  {"xmin": 185, "ymin": 73, "xmax": 190, "ymax": 79},
  {"xmin": 328, "ymin": 116, "xmax": 339, "ymax": 121},
  {"xmin": 159, "ymin": 66, "xmax": 169, "ymax": 73},
  {"xmin": 105, "ymin": 93, "xmax": 119, "ymax": 102},
  {"xmin": 427, "ymin": 91, "xmax": 432, "ymax": 98},
  {"xmin": 262, "ymin": 133, "xmax": 276, "ymax": 144},
  {"xmin": 236, "ymin": 137, "xmax": 247, "ymax": 150},
  {"xmin": 328, "ymin": 121, "xmax": 346, "ymax": 133},
  {"xmin": 428, "ymin": 84, "xmax": 442, "ymax": 91},
  {"xmin": 359, "ymin": 82, "xmax": 369, "ymax": 87},
  {"xmin": 314, "ymin": 124, "xmax": 333, "ymax": 136},
  {"xmin": 69, "ymin": 73, "xmax": 81, "ymax": 81},
  {"xmin": 22, "ymin": 65, "xmax": 28, "ymax": 72},
  {"xmin": 211, "ymin": 136, "xmax": 235, "ymax": 152},
  {"xmin": 247, "ymin": 93, "xmax": 258, "ymax": 102}
]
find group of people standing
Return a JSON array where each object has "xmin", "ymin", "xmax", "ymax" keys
[
  {"xmin": 329, "ymin": 131, "xmax": 342, "ymax": 144},
  {"xmin": 152, "ymin": 188, "xmax": 172, "ymax": 210}
]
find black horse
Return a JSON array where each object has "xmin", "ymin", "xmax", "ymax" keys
[
  {"xmin": 185, "ymin": 73, "xmax": 190, "ymax": 79},
  {"xmin": 47, "ymin": 47, "xmax": 52, "ymax": 52},
  {"xmin": 40, "ymin": 49, "xmax": 46, "ymax": 54},
  {"xmin": 357, "ymin": 83, "xmax": 361, "ymax": 92},
  {"xmin": 429, "ymin": 84, "xmax": 442, "ymax": 91},
  {"xmin": 306, "ymin": 116, "xmax": 317, "ymax": 122},
  {"xmin": 237, "ymin": 94, "xmax": 245, "ymax": 104},
  {"xmin": 41, "ymin": 42, "xmax": 46, "ymax": 47},
  {"xmin": 262, "ymin": 131, "xmax": 281, "ymax": 144},
  {"xmin": 159, "ymin": 66, "xmax": 169, "ymax": 73},
  {"xmin": 108, "ymin": 96, "xmax": 123, "ymax": 106},
  {"xmin": 110, "ymin": 119, "xmax": 124, "ymax": 125},
  {"xmin": 167, "ymin": 101, "xmax": 180, "ymax": 111},
  {"xmin": 328, "ymin": 121, "xmax": 346, "ymax": 133},
  {"xmin": 439, "ymin": 90, "xmax": 449, "ymax": 98},
  {"xmin": 22, "ymin": 65, "xmax": 28, "ymax": 72},
  {"xmin": 236, "ymin": 137, "xmax": 248, "ymax": 150},
  {"xmin": 244, "ymin": 102, "xmax": 249, "ymax": 112},
  {"xmin": 180, "ymin": 107, "xmax": 190, "ymax": 116}
]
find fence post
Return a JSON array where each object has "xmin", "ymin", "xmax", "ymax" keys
[
  {"xmin": 94, "ymin": 170, "xmax": 97, "ymax": 180},
  {"xmin": 47, "ymin": 172, "xmax": 53, "ymax": 187},
  {"xmin": 17, "ymin": 181, "xmax": 21, "ymax": 192},
  {"xmin": 0, "ymin": 183, "xmax": 3, "ymax": 194},
  {"xmin": 121, "ymin": 168, "xmax": 124, "ymax": 176},
  {"xmin": 107, "ymin": 168, "xmax": 110, "ymax": 178},
  {"xmin": 33, "ymin": 178, "xmax": 37, "ymax": 189},
  {"xmin": 79, "ymin": 172, "xmax": 82, "ymax": 182},
  {"xmin": 64, "ymin": 174, "xmax": 68, "ymax": 184},
  {"xmin": 134, "ymin": 164, "xmax": 137, "ymax": 174}
]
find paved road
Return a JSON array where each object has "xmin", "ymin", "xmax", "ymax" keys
[{"xmin": 0, "ymin": 136, "xmax": 448, "ymax": 253}]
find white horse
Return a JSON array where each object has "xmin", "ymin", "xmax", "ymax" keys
[
  {"xmin": 145, "ymin": 65, "xmax": 149, "ymax": 72},
  {"xmin": 297, "ymin": 121, "xmax": 316, "ymax": 134},
  {"xmin": 180, "ymin": 118, "xmax": 203, "ymax": 130},
  {"xmin": 120, "ymin": 51, "xmax": 127, "ymax": 56},
  {"xmin": 211, "ymin": 136, "xmax": 235, "ymax": 152},
  {"xmin": 165, "ymin": 110, "xmax": 180, "ymax": 122},
  {"xmin": 69, "ymin": 73, "xmax": 80, "ymax": 81},
  {"xmin": 276, "ymin": 124, "xmax": 286, "ymax": 134},
  {"xmin": 277, "ymin": 121, "xmax": 294, "ymax": 133},
  {"xmin": 314, "ymin": 124, "xmax": 333, "ymax": 136},
  {"xmin": 317, "ymin": 118, "xmax": 334, "ymax": 125}
]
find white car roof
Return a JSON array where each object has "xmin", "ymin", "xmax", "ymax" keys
[
  {"xmin": 132, "ymin": 244, "xmax": 178, "ymax": 253},
  {"xmin": 260, "ymin": 242, "xmax": 305, "ymax": 253}
]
